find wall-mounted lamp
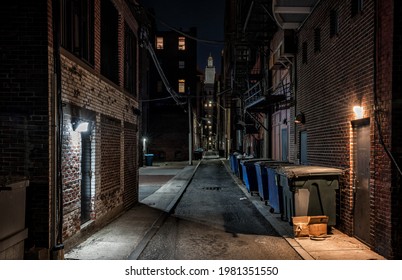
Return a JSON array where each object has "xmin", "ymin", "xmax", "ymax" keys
[
  {"xmin": 353, "ymin": 106, "xmax": 364, "ymax": 119},
  {"xmin": 295, "ymin": 113, "xmax": 305, "ymax": 124},
  {"xmin": 72, "ymin": 119, "xmax": 89, "ymax": 132}
]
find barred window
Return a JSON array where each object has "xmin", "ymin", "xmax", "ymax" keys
[
  {"xmin": 330, "ymin": 10, "xmax": 339, "ymax": 37},
  {"xmin": 314, "ymin": 28, "xmax": 321, "ymax": 53}
]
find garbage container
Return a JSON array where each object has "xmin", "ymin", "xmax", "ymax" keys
[
  {"xmin": 193, "ymin": 148, "xmax": 204, "ymax": 160},
  {"xmin": 144, "ymin": 154, "xmax": 154, "ymax": 166},
  {"xmin": 229, "ymin": 153, "xmax": 239, "ymax": 174},
  {"xmin": 254, "ymin": 160, "xmax": 280, "ymax": 203},
  {"xmin": 264, "ymin": 162, "xmax": 294, "ymax": 214},
  {"xmin": 276, "ymin": 165, "xmax": 343, "ymax": 225},
  {"xmin": 240, "ymin": 158, "xmax": 271, "ymax": 195},
  {"xmin": 0, "ymin": 178, "xmax": 29, "ymax": 259}
]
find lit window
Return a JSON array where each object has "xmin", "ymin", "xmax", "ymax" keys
[
  {"xmin": 156, "ymin": 37, "xmax": 164, "ymax": 49},
  {"xmin": 178, "ymin": 79, "xmax": 186, "ymax": 93},
  {"xmin": 178, "ymin": 37, "xmax": 186, "ymax": 50},
  {"xmin": 179, "ymin": 60, "xmax": 185, "ymax": 69}
]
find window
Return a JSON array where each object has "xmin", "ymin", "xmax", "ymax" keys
[
  {"xmin": 302, "ymin": 42, "xmax": 308, "ymax": 64},
  {"xmin": 178, "ymin": 79, "xmax": 186, "ymax": 93},
  {"xmin": 179, "ymin": 61, "xmax": 185, "ymax": 69},
  {"xmin": 101, "ymin": 0, "xmax": 119, "ymax": 84},
  {"xmin": 314, "ymin": 28, "xmax": 321, "ymax": 53},
  {"xmin": 124, "ymin": 23, "xmax": 137, "ymax": 95},
  {"xmin": 156, "ymin": 37, "xmax": 164, "ymax": 49},
  {"xmin": 351, "ymin": 0, "xmax": 364, "ymax": 17},
  {"xmin": 330, "ymin": 10, "xmax": 339, "ymax": 37},
  {"xmin": 61, "ymin": 0, "xmax": 94, "ymax": 65},
  {"xmin": 157, "ymin": 81, "xmax": 163, "ymax": 93},
  {"xmin": 178, "ymin": 37, "xmax": 186, "ymax": 50}
]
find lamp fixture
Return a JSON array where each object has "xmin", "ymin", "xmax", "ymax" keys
[
  {"xmin": 295, "ymin": 113, "xmax": 305, "ymax": 124},
  {"xmin": 72, "ymin": 119, "xmax": 89, "ymax": 132},
  {"xmin": 353, "ymin": 106, "xmax": 364, "ymax": 119}
]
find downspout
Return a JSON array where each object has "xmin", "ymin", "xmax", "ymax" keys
[{"xmin": 52, "ymin": 0, "xmax": 64, "ymax": 258}]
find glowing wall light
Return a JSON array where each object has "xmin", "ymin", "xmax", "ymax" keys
[{"xmin": 353, "ymin": 106, "xmax": 364, "ymax": 119}]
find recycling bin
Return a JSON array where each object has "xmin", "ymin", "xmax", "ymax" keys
[
  {"xmin": 0, "ymin": 178, "xmax": 29, "ymax": 259},
  {"xmin": 240, "ymin": 158, "xmax": 271, "ymax": 195},
  {"xmin": 144, "ymin": 154, "xmax": 154, "ymax": 166},
  {"xmin": 254, "ymin": 160, "xmax": 280, "ymax": 203},
  {"xmin": 276, "ymin": 165, "xmax": 343, "ymax": 225},
  {"xmin": 230, "ymin": 153, "xmax": 239, "ymax": 174}
]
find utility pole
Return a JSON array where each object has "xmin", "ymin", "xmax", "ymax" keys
[{"xmin": 188, "ymin": 90, "xmax": 193, "ymax": 165}]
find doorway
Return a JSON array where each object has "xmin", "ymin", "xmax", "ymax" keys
[
  {"xmin": 80, "ymin": 131, "xmax": 92, "ymax": 224},
  {"xmin": 352, "ymin": 119, "xmax": 370, "ymax": 244}
]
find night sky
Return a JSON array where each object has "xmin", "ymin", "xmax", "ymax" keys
[{"xmin": 140, "ymin": 0, "xmax": 225, "ymax": 74}]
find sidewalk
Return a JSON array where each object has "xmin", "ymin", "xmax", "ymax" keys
[{"xmin": 65, "ymin": 157, "xmax": 386, "ymax": 260}]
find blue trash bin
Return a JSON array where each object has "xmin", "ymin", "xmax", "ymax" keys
[
  {"xmin": 240, "ymin": 158, "xmax": 271, "ymax": 195},
  {"xmin": 264, "ymin": 162, "xmax": 294, "ymax": 215},
  {"xmin": 254, "ymin": 160, "xmax": 278, "ymax": 204},
  {"xmin": 144, "ymin": 154, "xmax": 154, "ymax": 166}
]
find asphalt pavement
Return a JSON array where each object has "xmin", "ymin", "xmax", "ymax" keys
[{"xmin": 64, "ymin": 152, "xmax": 386, "ymax": 260}]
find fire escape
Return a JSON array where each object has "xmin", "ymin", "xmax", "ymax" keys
[{"xmin": 225, "ymin": 0, "xmax": 319, "ymax": 153}]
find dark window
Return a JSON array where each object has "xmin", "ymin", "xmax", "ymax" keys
[
  {"xmin": 314, "ymin": 28, "xmax": 321, "ymax": 53},
  {"xmin": 101, "ymin": 0, "xmax": 119, "ymax": 84},
  {"xmin": 61, "ymin": 0, "xmax": 94, "ymax": 65},
  {"xmin": 330, "ymin": 10, "xmax": 339, "ymax": 37},
  {"xmin": 302, "ymin": 42, "xmax": 308, "ymax": 64},
  {"xmin": 351, "ymin": 0, "xmax": 364, "ymax": 17},
  {"xmin": 124, "ymin": 23, "xmax": 137, "ymax": 95}
]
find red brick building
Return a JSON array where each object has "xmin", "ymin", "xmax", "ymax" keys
[{"xmin": 0, "ymin": 0, "xmax": 145, "ymax": 259}]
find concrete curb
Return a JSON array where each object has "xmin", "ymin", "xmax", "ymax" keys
[{"xmin": 128, "ymin": 160, "xmax": 202, "ymax": 260}]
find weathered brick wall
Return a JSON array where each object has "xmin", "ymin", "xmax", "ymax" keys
[
  {"xmin": 0, "ymin": 0, "xmax": 50, "ymax": 248},
  {"xmin": 61, "ymin": 114, "xmax": 82, "ymax": 239},
  {"xmin": 52, "ymin": 0, "xmax": 140, "ymax": 247},
  {"xmin": 391, "ymin": 0, "xmax": 402, "ymax": 259},
  {"xmin": 124, "ymin": 122, "xmax": 138, "ymax": 209}
]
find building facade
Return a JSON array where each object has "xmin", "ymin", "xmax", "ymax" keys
[
  {"xmin": 146, "ymin": 28, "xmax": 198, "ymax": 162},
  {"xmin": 223, "ymin": 0, "xmax": 402, "ymax": 259},
  {"xmin": 0, "ymin": 0, "xmax": 144, "ymax": 259}
]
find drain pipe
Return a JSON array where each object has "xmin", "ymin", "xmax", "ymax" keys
[{"xmin": 52, "ymin": 0, "xmax": 64, "ymax": 259}]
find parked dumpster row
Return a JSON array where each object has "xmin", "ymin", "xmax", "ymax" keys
[{"xmin": 229, "ymin": 154, "xmax": 342, "ymax": 227}]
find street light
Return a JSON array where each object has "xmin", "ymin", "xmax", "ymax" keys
[{"xmin": 142, "ymin": 137, "xmax": 147, "ymax": 154}]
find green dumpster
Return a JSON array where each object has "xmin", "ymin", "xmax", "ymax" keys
[{"xmin": 276, "ymin": 165, "xmax": 342, "ymax": 226}]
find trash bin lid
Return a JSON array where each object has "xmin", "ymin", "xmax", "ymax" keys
[
  {"xmin": 277, "ymin": 165, "xmax": 343, "ymax": 178},
  {"xmin": 255, "ymin": 160, "xmax": 290, "ymax": 167},
  {"xmin": 240, "ymin": 158, "xmax": 272, "ymax": 164}
]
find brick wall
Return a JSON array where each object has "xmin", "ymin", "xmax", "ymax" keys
[
  {"xmin": 391, "ymin": 0, "xmax": 402, "ymax": 259},
  {"xmin": 57, "ymin": 0, "xmax": 140, "ymax": 247},
  {"xmin": 0, "ymin": 0, "xmax": 50, "ymax": 248},
  {"xmin": 296, "ymin": 0, "xmax": 401, "ymax": 259}
]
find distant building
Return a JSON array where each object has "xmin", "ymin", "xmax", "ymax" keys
[{"xmin": 146, "ymin": 28, "xmax": 198, "ymax": 161}]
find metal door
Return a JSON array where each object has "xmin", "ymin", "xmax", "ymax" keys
[
  {"xmin": 353, "ymin": 122, "xmax": 370, "ymax": 244},
  {"xmin": 281, "ymin": 128, "xmax": 288, "ymax": 161},
  {"xmin": 81, "ymin": 132, "xmax": 92, "ymax": 224},
  {"xmin": 300, "ymin": 131, "xmax": 307, "ymax": 164}
]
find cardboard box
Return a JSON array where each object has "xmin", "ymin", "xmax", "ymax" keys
[{"xmin": 292, "ymin": 216, "xmax": 328, "ymax": 237}]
